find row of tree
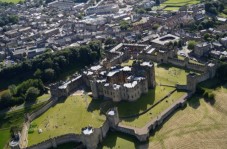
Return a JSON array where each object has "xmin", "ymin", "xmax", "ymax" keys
[
  {"xmin": 0, "ymin": 79, "xmax": 46, "ymax": 109},
  {"xmin": 0, "ymin": 41, "xmax": 102, "ymax": 87},
  {"xmin": 205, "ymin": 1, "xmax": 225, "ymax": 15},
  {"xmin": 0, "ymin": 15, "xmax": 18, "ymax": 27}
]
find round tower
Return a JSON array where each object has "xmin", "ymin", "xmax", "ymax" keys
[
  {"xmin": 187, "ymin": 73, "xmax": 197, "ymax": 93},
  {"xmin": 106, "ymin": 107, "xmax": 120, "ymax": 128}
]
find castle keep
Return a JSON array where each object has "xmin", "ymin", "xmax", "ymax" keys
[{"xmin": 90, "ymin": 61, "xmax": 155, "ymax": 102}]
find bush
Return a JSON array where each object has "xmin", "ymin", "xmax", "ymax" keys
[
  {"xmin": 188, "ymin": 40, "xmax": 197, "ymax": 50},
  {"xmin": 25, "ymin": 87, "xmax": 40, "ymax": 102}
]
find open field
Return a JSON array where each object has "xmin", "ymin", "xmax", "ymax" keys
[
  {"xmin": 0, "ymin": 0, "xmax": 23, "ymax": 3},
  {"xmin": 148, "ymin": 88, "xmax": 227, "ymax": 148},
  {"xmin": 28, "ymin": 95, "xmax": 106, "ymax": 146},
  {"xmin": 0, "ymin": 129, "xmax": 10, "ymax": 149},
  {"xmin": 160, "ymin": 0, "xmax": 200, "ymax": 11}
]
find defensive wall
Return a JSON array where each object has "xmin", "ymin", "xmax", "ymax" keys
[
  {"xmin": 114, "ymin": 93, "xmax": 189, "ymax": 142},
  {"xmin": 16, "ymin": 43, "xmax": 219, "ymax": 149}
]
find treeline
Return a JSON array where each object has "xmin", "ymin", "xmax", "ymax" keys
[
  {"xmin": 205, "ymin": 1, "xmax": 225, "ymax": 15},
  {"xmin": 0, "ymin": 79, "xmax": 46, "ymax": 109},
  {"xmin": 0, "ymin": 15, "xmax": 18, "ymax": 27},
  {"xmin": 0, "ymin": 40, "xmax": 102, "ymax": 85}
]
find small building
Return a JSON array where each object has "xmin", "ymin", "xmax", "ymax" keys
[{"xmin": 220, "ymin": 37, "xmax": 227, "ymax": 48}]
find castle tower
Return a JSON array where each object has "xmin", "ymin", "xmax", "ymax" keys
[
  {"xmin": 106, "ymin": 107, "xmax": 120, "ymax": 128},
  {"xmin": 81, "ymin": 127, "xmax": 99, "ymax": 149},
  {"xmin": 206, "ymin": 63, "xmax": 216, "ymax": 78},
  {"xmin": 90, "ymin": 80, "xmax": 99, "ymax": 99},
  {"xmin": 187, "ymin": 73, "xmax": 197, "ymax": 93}
]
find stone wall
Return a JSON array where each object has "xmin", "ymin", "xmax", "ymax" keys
[
  {"xmin": 29, "ymin": 98, "xmax": 57, "ymax": 122},
  {"xmin": 26, "ymin": 134, "xmax": 83, "ymax": 149},
  {"xmin": 115, "ymin": 93, "xmax": 189, "ymax": 142},
  {"xmin": 25, "ymin": 120, "xmax": 110, "ymax": 149}
]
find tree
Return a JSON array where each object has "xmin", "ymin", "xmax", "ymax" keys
[
  {"xmin": 44, "ymin": 68, "xmax": 55, "ymax": 81},
  {"xmin": 152, "ymin": 24, "xmax": 160, "ymax": 30},
  {"xmin": 34, "ymin": 69, "xmax": 42, "ymax": 79},
  {"xmin": 188, "ymin": 40, "xmax": 197, "ymax": 50},
  {"xmin": 105, "ymin": 38, "xmax": 116, "ymax": 45},
  {"xmin": 178, "ymin": 40, "xmax": 183, "ymax": 48},
  {"xmin": 155, "ymin": 0, "xmax": 160, "ymax": 5},
  {"xmin": 25, "ymin": 87, "xmax": 40, "ymax": 102},
  {"xmin": 204, "ymin": 33, "xmax": 212, "ymax": 41},
  {"xmin": 8, "ymin": 85, "xmax": 17, "ymax": 96},
  {"xmin": 174, "ymin": 41, "xmax": 178, "ymax": 47},
  {"xmin": 120, "ymin": 20, "xmax": 131, "ymax": 31},
  {"xmin": 0, "ymin": 90, "xmax": 12, "ymax": 106},
  {"xmin": 198, "ymin": 25, "xmax": 203, "ymax": 30}
]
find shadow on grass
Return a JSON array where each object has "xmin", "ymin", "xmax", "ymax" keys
[
  {"xmin": 49, "ymin": 142, "xmax": 83, "ymax": 149},
  {"xmin": 87, "ymin": 87, "xmax": 156, "ymax": 119},
  {"xmin": 198, "ymin": 78, "xmax": 221, "ymax": 90},
  {"xmin": 204, "ymin": 98, "xmax": 216, "ymax": 106},
  {"xmin": 98, "ymin": 131, "xmax": 145, "ymax": 149},
  {"xmin": 149, "ymin": 103, "xmax": 187, "ymax": 137},
  {"xmin": 188, "ymin": 96, "xmax": 201, "ymax": 109}
]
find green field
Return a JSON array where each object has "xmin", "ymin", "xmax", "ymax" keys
[
  {"xmin": 160, "ymin": 0, "xmax": 200, "ymax": 11},
  {"xmin": 0, "ymin": 129, "xmax": 10, "ymax": 149},
  {"xmin": 28, "ymin": 95, "xmax": 106, "ymax": 146},
  {"xmin": 0, "ymin": 0, "xmax": 23, "ymax": 3}
]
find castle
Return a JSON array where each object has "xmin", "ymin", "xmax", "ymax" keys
[
  {"xmin": 90, "ymin": 61, "xmax": 155, "ymax": 102},
  {"xmin": 18, "ymin": 35, "xmax": 219, "ymax": 149}
]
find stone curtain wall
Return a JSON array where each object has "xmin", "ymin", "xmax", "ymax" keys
[
  {"xmin": 29, "ymin": 98, "xmax": 57, "ymax": 121},
  {"xmin": 25, "ymin": 119, "xmax": 110, "ymax": 149},
  {"xmin": 20, "ymin": 97, "xmax": 55, "ymax": 148},
  {"xmin": 115, "ymin": 93, "xmax": 188, "ymax": 142}
]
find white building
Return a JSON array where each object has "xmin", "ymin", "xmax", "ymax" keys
[{"xmin": 86, "ymin": 4, "xmax": 119, "ymax": 15}]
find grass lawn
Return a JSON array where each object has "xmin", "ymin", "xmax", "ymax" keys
[
  {"xmin": 0, "ymin": 129, "xmax": 10, "ymax": 149},
  {"xmin": 121, "ymin": 60, "xmax": 134, "ymax": 67},
  {"xmin": 0, "ymin": 0, "xmax": 23, "ymax": 3},
  {"xmin": 164, "ymin": 6, "xmax": 180, "ymax": 11},
  {"xmin": 155, "ymin": 63, "xmax": 190, "ymax": 85},
  {"xmin": 121, "ymin": 91, "xmax": 186, "ymax": 127},
  {"xmin": 28, "ymin": 95, "xmax": 105, "ymax": 146},
  {"xmin": 219, "ymin": 13, "xmax": 227, "ymax": 18},
  {"xmin": 114, "ymin": 86, "xmax": 175, "ymax": 117},
  {"xmin": 99, "ymin": 131, "xmax": 139, "ymax": 149},
  {"xmin": 121, "ymin": 61, "xmax": 191, "ymax": 85},
  {"xmin": 160, "ymin": 0, "xmax": 200, "ymax": 11},
  {"xmin": 37, "ymin": 94, "xmax": 51, "ymax": 101},
  {"xmin": 148, "ymin": 89, "xmax": 227, "ymax": 148}
]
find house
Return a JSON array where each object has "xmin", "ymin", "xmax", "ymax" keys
[
  {"xmin": 86, "ymin": 4, "xmax": 119, "ymax": 15},
  {"xmin": 220, "ymin": 37, "xmax": 227, "ymax": 48}
]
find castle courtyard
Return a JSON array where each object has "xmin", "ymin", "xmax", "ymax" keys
[{"xmin": 28, "ymin": 95, "xmax": 106, "ymax": 146}]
